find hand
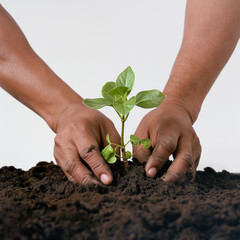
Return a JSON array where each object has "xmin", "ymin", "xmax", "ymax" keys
[
  {"xmin": 53, "ymin": 102, "xmax": 120, "ymax": 185},
  {"xmin": 133, "ymin": 101, "xmax": 201, "ymax": 183}
]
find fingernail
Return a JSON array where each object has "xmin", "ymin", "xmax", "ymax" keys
[
  {"xmin": 100, "ymin": 174, "xmax": 111, "ymax": 185},
  {"xmin": 147, "ymin": 167, "xmax": 157, "ymax": 178}
]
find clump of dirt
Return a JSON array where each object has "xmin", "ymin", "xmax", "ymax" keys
[{"xmin": 0, "ymin": 161, "xmax": 239, "ymax": 240}]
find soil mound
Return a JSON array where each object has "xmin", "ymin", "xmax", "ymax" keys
[{"xmin": 0, "ymin": 161, "xmax": 239, "ymax": 240}]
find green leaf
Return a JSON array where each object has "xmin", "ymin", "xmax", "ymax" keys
[
  {"xmin": 106, "ymin": 134, "xmax": 110, "ymax": 144},
  {"xmin": 113, "ymin": 96, "xmax": 136, "ymax": 116},
  {"xmin": 126, "ymin": 151, "xmax": 132, "ymax": 159},
  {"xmin": 130, "ymin": 135, "xmax": 141, "ymax": 146},
  {"xmin": 107, "ymin": 154, "xmax": 117, "ymax": 164},
  {"xmin": 101, "ymin": 145, "xmax": 117, "ymax": 164},
  {"xmin": 101, "ymin": 82, "xmax": 117, "ymax": 103},
  {"xmin": 136, "ymin": 90, "xmax": 165, "ymax": 109},
  {"xmin": 140, "ymin": 139, "xmax": 151, "ymax": 148},
  {"xmin": 101, "ymin": 145, "xmax": 115, "ymax": 160},
  {"xmin": 116, "ymin": 66, "xmax": 135, "ymax": 91},
  {"xmin": 108, "ymin": 86, "xmax": 131, "ymax": 99},
  {"xmin": 83, "ymin": 98, "xmax": 112, "ymax": 109}
]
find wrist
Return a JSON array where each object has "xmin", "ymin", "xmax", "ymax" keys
[
  {"xmin": 44, "ymin": 96, "xmax": 86, "ymax": 133},
  {"xmin": 162, "ymin": 54, "xmax": 205, "ymax": 124},
  {"xmin": 161, "ymin": 92, "xmax": 201, "ymax": 124},
  {"xmin": 53, "ymin": 100, "xmax": 91, "ymax": 133}
]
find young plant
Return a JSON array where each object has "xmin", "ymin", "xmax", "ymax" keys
[{"xmin": 83, "ymin": 66, "xmax": 165, "ymax": 171}]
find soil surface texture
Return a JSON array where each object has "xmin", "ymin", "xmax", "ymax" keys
[{"xmin": 0, "ymin": 160, "xmax": 239, "ymax": 240}]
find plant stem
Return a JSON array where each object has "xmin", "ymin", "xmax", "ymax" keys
[
  {"xmin": 132, "ymin": 146, "xmax": 144, "ymax": 156},
  {"xmin": 124, "ymin": 140, "xmax": 131, "ymax": 147},
  {"xmin": 115, "ymin": 153, "xmax": 121, "ymax": 158},
  {"xmin": 115, "ymin": 110, "xmax": 122, "ymax": 119},
  {"xmin": 123, "ymin": 113, "xmax": 129, "ymax": 122},
  {"xmin": 110, "ymin": 142, "xmax": 123, "ymax": 148},
  {"xmin": 121, "ymin": 117, "xmax": 128, "ymax": 171}
]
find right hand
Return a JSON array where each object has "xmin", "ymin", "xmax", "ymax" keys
[
  {"xmin": 53, "ymin": 102, "xmax": 121, "ymax": 185},
  {"xmin": 133, "ymin": 101, "xmax": 201, "ymax": 183}
]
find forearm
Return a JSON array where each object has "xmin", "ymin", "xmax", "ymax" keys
[
  {"xmin": 0, "ymin": 5, "xmax": 83, "ymax": 132},
  {"xmin": 163, "ymin": 0, "xmax": 240, "ymax": 123}
]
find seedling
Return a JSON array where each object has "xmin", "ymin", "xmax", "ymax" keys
[{"xmin": 83, "ymin": 66, "xmax": 165, "ymax": 171}]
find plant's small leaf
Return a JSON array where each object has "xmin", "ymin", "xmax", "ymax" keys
[
  {"xmin": 83, "ymin": 98, "xmax": 112, "ymax": 109},
  {"xmin": 126, "ymin": 151, "xmax": 132, "ymax": 159},
  {"xmin": 140, "ymin": 138, "xmax": 151, "ymax": 148},
  {"xmin": 136, "ymin": 90, "xmax": 165, "ymax": 109},
  {"xmin": 106, "ymin": 134, "xmax": 110, "ymax": 144},
  {"xmin": 101, "ymin": 145, "xmax": 114, "ymax": 160},
  {"xmin": 108, "ymin": 86, "xmax": 131, "ymax": 99},
  {"xmin": 116, "ymin": 66, "xmax": 135, "ymax": 91},
  {"xmin": 113, "ymin": 96, "xmax": 136, "ymax": 116},
  {"xmin": 130, "ymin": 135, "xmax": 141, "ymax": 146},
  {"xmin": 102, "ymin": 82, "xmax": 116, "ymax": 103},
  {"xmin": 107, "ymin": 154, "xmax": 117, "ymax": 164},
  {"xmin": 101, "ymin": 145, "xmax": 117, "ymax": 164}
]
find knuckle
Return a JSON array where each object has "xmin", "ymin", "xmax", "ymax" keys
[
  {"xmin": 91, "ymin": 161, "xmax": 105, "ymax": 173},
  {"xmin": 190, "ymin": 130, "xmax": 196, "ymax": 138},
  {"xmin": 181, "ymin": 153, "xmax": 193, "ymax": 168},
  {"xmin": 70, "ymin": 122, "xmax": 89, "ymax": 133},
  {"xmin": 54, "ymin": 133, "xmax": 71, "ymax": 149},
  {"xmin": 151, "ymin": 152, "xmax": 166, "ymax": 167},
  {"xmin": 106, "ymin": 120, "xmax": 115, "ymax": 129},
  {"xmin": 141, "ymin": 114, "xmax": 149, "ymax": 123},
  {"xmin": 197, "ymin": 137, "xmax": 202, "ymax": 150},
  {"xmin": 166, "ymin": 171, "xmax": 182, "ymax": 183},
  {"xmin": 80, "ymin": 145, "xmax": 99, "ymax": 162},
  {"xmin": 81, "ymin": 174, "xmax": 92, "ymax": 186},
  {"xmin": 186, "ymin": 167, "xmax": 196, "ymax": 182},
  {"xmin": 192, "ymin": 129, "xmax": 200, "ymax": 144},
  {"xmin": 54, "ymin": 134, "xmax": 63, "ymax": 146},
  {"xmin": 195, "ymin": 155, "xmax": 201, "ymax": 168},
  {"xmin": 139, "ymin": 114, "xmax": 152, "ymax": 126},
  {"xmin": 64, "ymin": 158, "xmax": 78, "ymax": 175},
  {"xmin": 172, "ymin": 172, "xmax": 182, "ymax": 182},
  {"xmin": 159, "ymin": 137, "xmax": 176, "ymax": 153},
  {"xmin": 194, "ymin": 133, "xmax": 200, "ymax": 143},
  {"xmin": 68, "ymin": 176, "xmax": 77, "ymax": 184}
]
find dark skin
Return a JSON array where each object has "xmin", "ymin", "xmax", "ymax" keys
[
  {"xmin": 0, "ymin": 1, "xmax": 239, "ymax": 185},
  {"xmin": 134, "ymin": 0, "xmax": 240, "ymax": 182},
  {"xmin": 0, "ymin": 5, "xmax": 120, "ymax": 185}
]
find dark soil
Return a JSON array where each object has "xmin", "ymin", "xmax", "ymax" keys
[{"xmin": 0, "ymin": 161, "xmax": 239, "ymax": 240}]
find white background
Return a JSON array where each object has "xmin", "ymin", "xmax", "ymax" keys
[{"xmin": 0, "ymin": 1, "xmax": 239, "ymax": 172}]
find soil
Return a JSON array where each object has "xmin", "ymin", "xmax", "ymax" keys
[{"xmin": 0, "ymin": 160, "xmax": 239, "ymax": 240}]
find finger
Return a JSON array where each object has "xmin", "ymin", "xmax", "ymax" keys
[
  {"xmin": 133, "ymin": 127, "xmax": 151, "ymax": 163},
  {"xmin": 192, "ymin": 135, "xmax": 202, "ymax": 169},
  {"xmin": 162, "ymin": 135, "xmax": 193, "ymax": 183},
  {"xmin": 145, "ymin": 133, "xmax": 178, "ymax": 178},
  {"xmin": 75, "ymin": 136, "xmax": 113, "ymax": 185},
  {"xmin": 54, "ymin": 145, "xmax": 100, "ymax": 186},
  {"xmin": 65, "ymin": 172, "xmax": 78, "ymax": 184},
  {"xmin": 185, "ymin": 136, "xmax": 202, "ymax": 182},
  {"xmin": 57, "ymin": 165, "xmax": 78, "ymax": 184},
  {"xmin": 63, "ymin": 157, "xmax": 100, "ymax": 185}
]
